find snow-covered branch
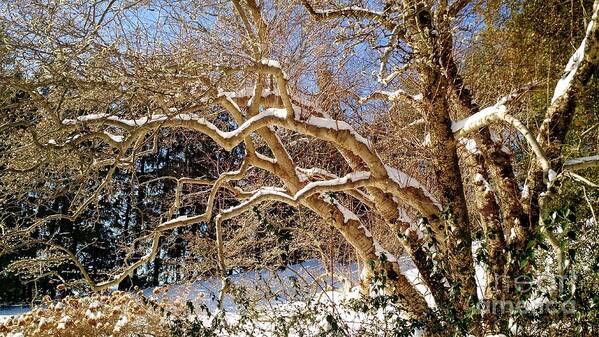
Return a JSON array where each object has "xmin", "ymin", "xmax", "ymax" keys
[
  {"xmin": 301, "ymin": 0, "xmax": 393, "ymax": 30},
  {"xmin": 218, "ymin": 171, "xmax": 374, "ymax": 220},
  {"xmin": 65, "ymin": 92, "xmax": 441, "ymax": 222},
  {"xmin": 63, "ymin": 108, "xmax": 288, "ymax": 152},
  {"xmin": 377, "ymin": 25, "xmax": 405, "ymax": 85},
  {"xmin": 296, "ymin": 167, "xmax": 377, "ymax": 209},
  {"xmin": 563, "ymin": 155, "xmax": 599, "ymax": 171},
  {"xmin": 246, "ymin": 60, "xmax": 442, "ymax": 219},
  {"xmin": 551, "ymin": 2, "xmax": 598, "ymax": 104},
  {"xmin": 451, "ymin": 84, "xmax": 535, "ymax": 136},
  {"xmin": 359, "ymin": 89, "xmax": 423, "ymax": 106},
  {"xmin": 452, "ymin": 85, "xmax": 550, "ymax": 172}
]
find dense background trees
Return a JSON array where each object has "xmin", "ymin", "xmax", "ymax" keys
[{"xmin": 0, "ymin": 0, "xmax": 597, "ymax": 336}]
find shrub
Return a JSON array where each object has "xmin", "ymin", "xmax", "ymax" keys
[{"xmin": 0, "ymin": 291, "xmax": 171, "ymax": 337}]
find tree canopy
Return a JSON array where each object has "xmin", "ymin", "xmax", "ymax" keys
[{"xmin": 0, "ymin": 0, "xmax": 598, "ymax": 336}]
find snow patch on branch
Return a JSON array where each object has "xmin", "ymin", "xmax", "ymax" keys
[
  {"xmin": 267, "ymin": 108, "xmax": 288, "ymax": 119},
  {"xmin": 422, "ymin": 133, "xmax": 431, "ymax": 147},
  {"xmin": 256, "ymin": 152, "xmax": 277, "ymax": 164},
  {"xmin": 160, "ymin": 215, "xmax": 193, "ymax": 227},
  {"xmin": 248, "ymin": 187, "xmax": 288, "ymax": 195},
  {"xmin": 361, "ymin": 89, "xmax": 423, "ymax": 104},
  {"xmin": 103, "ymin": 131, "xmax": 124, "ymax": 143},
  {"xmin": 296, "ymin": 167, "xmax": 337, "ymax": 179},
  {"xmin": 397, "ymin": 207, "xmax": 415, "ymax": 225},
  {"xmin": 331, "ymin": 199, "xmax": 360, "ymax": 224},
  {"xmin": 396, "ymin": 206, "xmax": 424, "ymax": 240},
  {"xmin": 459, "ymin": 138, "xmax": 480, "ymax": 154},
  {"xmin": 385, "ymin": 165, "xmax": 441, "ymax": 209},
  {"xmin": 259, "ymin": 59, "xmax": 288, "ymax": 79},
  {"xmin": 474, "ymin": 173, "xmax": 493, "ymax": 195},
  {"xmin": 472, "ymin": 241, "xmax": 488, "ymax": 301},
  {"xmin": 564, "ymin": 154, "xmax": 599, "ymax": 170},
  {"xmin": 451, "ymin": 103, "xmax": 507, "ymax": 134},
  {"xmin": 294, "ymin": 171, "xmax": 371, "ymax": 201},
  {"xmin": 64, "ymin": 108, "xmax": 289, "ymax": 143},
  {"xmin": 310, "ymin": 5, "xmax": 384, "ymax": 17},
  {"xmin": 548, "ymin": 169, "xmax": 558, "ymax": 182},
  {"xmin": 521, "ymin": 183, "xmax": 530, "ymax": 199},
  {"xmin": 408, "ymin": 118, "xmax": 425, "ymax": 127},
  {"xmin": 221, "ymin": 187, "xmax": 293, "ymax": 215},
  {"xmin": 77, "ymin": 113, "xmax": 110, "ymax": 122},
  {"xmin": 334, "ymin": 6, "xmax": 383, "ymax": 16},
  {"xmin": 389, "ymin": 89, "xmax": 422, "ymax": 102},
  {"xmin": 373, "ymin": 241, "xmax": 397, "ymax": 263},
  {"xmin": 357, "ymin": 224, "xmax": 397, "ymax": 263},
  {"xmin": 63, "ymin": 113, "xmax": 168, "ymax": 126},
  {"xmin": 300, "ymin": 114, "xmax": 370, "ymax": 147},
  {"xmin": 260, "ymin": 59, "xmax": 281, "ymax": 68},
  {"xmin": 552, "ymin": 45, "xmax": 585, "ymax": 103}
]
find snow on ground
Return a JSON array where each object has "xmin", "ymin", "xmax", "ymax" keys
[
  {"xmin": 0, "ymin": 256, "xmax": 551, "ymax": 336},
  {"xmin": 0, "ymin": 306, "xmax": 29, "ymax": 324},
  {"xmin": 143, "ymin": 258, "xmax": 363, "ymax": 312},
  {"xmin": 0, "ymin": 257, "xmax": 419, "ymax": 318}
]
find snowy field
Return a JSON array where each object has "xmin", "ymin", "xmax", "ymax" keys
[
  {"xmin": 141, "ymin": 257, "xmax": 424, "ymax": 311},
  {"xmin": 0, "ymin": 256, "xmax": 424, "ymax": 318},
  {"xmin": 0, "ymin": 306, "xmax": 29, "ymax": 324},
  {"xmin": 0, "ymin": 254, "xmax": 525, "ymax": 337}
]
